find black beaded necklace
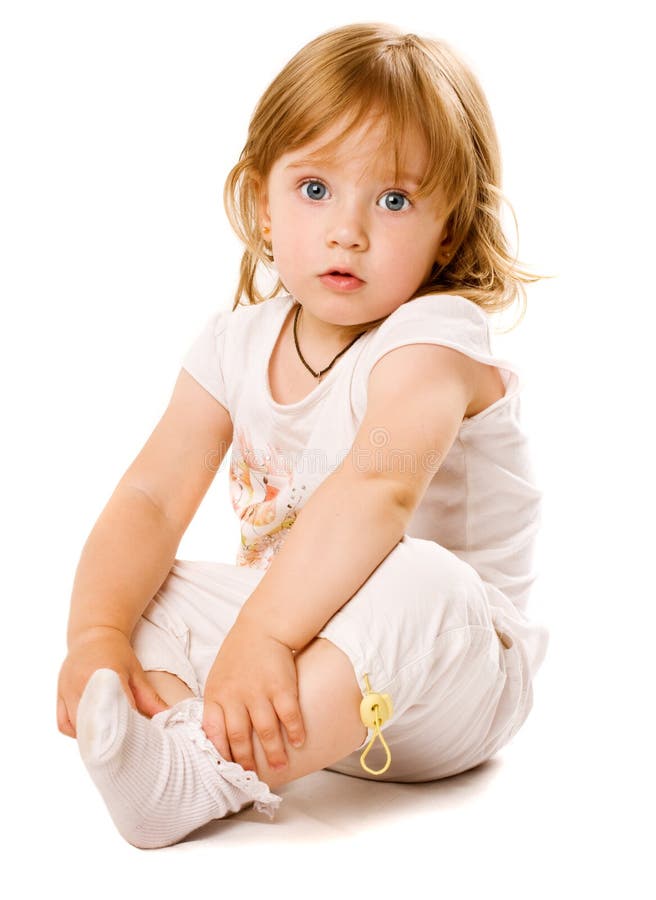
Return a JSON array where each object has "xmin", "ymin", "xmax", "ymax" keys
[{"xmin": 292, "ymin": 302, "xmax": 367, "ymax": 382}]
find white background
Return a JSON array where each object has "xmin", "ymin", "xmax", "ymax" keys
[{"xmin": 1, "ymin": 0, "xmax": 654, "ymax": 896}]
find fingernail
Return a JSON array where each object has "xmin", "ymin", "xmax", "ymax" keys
[
  {"xmin": 292, "ymin": 739, "xmax": 303, "ymax": 748},
  {"xmin": 273, "ymin": 761, "xmax": 288, "ymax": 770}
]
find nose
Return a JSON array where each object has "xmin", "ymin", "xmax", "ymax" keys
[{"xmin": 325, "ymin": 202, "xmax": 369, "ymax": 252}]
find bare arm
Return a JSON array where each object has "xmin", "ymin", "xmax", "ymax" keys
[
  {"xmin": 57, "ymin": 368, "xmax": 233, "ymax": 736},
  {"xmin": 59, "ymin": 486, "xmax": 185, "ymax": 735},
  {"xmin": 235, "ymin": 342, "xmax": 479, "ymax": 651},
  {"xmin": 236, "ymin": 472, "xmax": 409, "ymax": 652},
  {"xmin": 66, "ymin": 367, "xmax": 233, "ymax": 648},
  {"xmin": 66, "ymin": 485, "xmax": 182, "ymax": 647}
]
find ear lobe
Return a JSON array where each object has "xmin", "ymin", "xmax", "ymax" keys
[
  {"xmin": 259, "ymin": 205, "xmax": 271, "ymax": 235},
  {"xmin": 435, "ymin": 234, "xmax": 455, "ymax": 266}
]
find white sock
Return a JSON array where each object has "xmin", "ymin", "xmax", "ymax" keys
[{"xmin": 76, "ymin": 668, "xmax": 282, "ymax": 849}]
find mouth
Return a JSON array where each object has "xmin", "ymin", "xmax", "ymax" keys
[
  {"xmin": 321, "ymin": 268, "xmax": 358, "ymax": 278},
  {"xmin": 320, "ymin": 268, "xmax": 364, "ymax": 281},
  {"xmin": 318, "ymin": 270, "xmax": 366, "ymax": 292}
]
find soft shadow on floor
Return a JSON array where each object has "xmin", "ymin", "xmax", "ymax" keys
[{"xmin": 184, "ymin": 756, "xmax": 503, "ymax": 846}]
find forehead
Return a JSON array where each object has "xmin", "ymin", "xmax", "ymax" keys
[{"xmin": 277, "ymin": 114, "xmax": 429, "ymax": 180}]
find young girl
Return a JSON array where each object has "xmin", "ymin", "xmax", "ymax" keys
[{"xmin": 56, "ymin": 22, "xmax": 549, "ymax": 850}]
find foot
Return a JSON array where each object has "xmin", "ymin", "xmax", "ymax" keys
[{"xmin": 76, "ymin": 668, "xmax": 282, "ymax": 849}]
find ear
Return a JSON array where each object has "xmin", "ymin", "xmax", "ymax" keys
[{"xmin": 434, "ymin": 228, "xmax": 455, "ymax": 266}]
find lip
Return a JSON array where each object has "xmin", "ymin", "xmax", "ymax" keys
[
  {"xmin": 320, "ymin": 266, "xmax": 361, "ymax": 276},
  {"xmin": 319, "ymin": 273, "xmax": 365, "ymax": 292}
]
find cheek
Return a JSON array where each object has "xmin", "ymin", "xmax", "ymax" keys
[
  {"xmin": 273, "ymin": 215, "xmax": 313, "ymax": 260},
  {"xmin": 268, "ymin": 217, "xmax": 312, "ymax": 283},
  {"xmin": 381, "ymin": 235, "xmax": 437, "ymax": 291},
  {"xmin": 381, "ymin": 231, "xmax": 431, "ymax": 269}
]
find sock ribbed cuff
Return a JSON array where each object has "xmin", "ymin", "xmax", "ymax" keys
[{"xmin": 152, "ymin": 697, "xmax": 283, "ymax": 819}]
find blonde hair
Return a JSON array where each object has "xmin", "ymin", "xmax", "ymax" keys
[{"xmin": 224, "ymin": 22, "xmax": 548, "ymax": 334}]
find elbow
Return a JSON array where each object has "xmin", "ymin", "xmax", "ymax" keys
[{"xmin": 337, "ymin": 468, "xmax": 417, "ymax": 522}]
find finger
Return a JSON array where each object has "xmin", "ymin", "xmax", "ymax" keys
[
  {"xmin": 131, "ymin": 675, "xmax": 170, "ymax": 718},
  {"xmin": 250, "ymin": 700, "xmax": 289, "ymax": 771},
  {"xmin": 57, "ymin": 694, "xmax": 76, "ymax": 738},
  {"xmin": 224, "ymin": 704, "xmax": 258, "ymax": 774},
  {"xmin": 273, "ymin": 690, "xmax": 306, "ymax": 749},
  {"xmin": 112, "ymin": 671, "xmax": 138, "ymax": 711},
  {"xmin": 202, "ymin": 699, "xmax": 232, "ymax": 761}
]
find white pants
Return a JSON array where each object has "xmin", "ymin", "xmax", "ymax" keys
[{"xmin": 131, "ymin": 535, "xmax": 545, "ymax": 782}]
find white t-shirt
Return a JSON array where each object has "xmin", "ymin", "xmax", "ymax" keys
[{"xmin": 182, "ymin": 291, "xmax": 547, "ymax": 676}]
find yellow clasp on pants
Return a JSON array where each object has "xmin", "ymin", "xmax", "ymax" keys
[{"xmin": 359, "ymin": 673, "xmax": 393, "ymax": 775}]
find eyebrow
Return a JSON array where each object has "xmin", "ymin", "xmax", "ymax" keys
[{"xmin": 285, "ymin": 159, "xmax": 423, "ymax": 185}]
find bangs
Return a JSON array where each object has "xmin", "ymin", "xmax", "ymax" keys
[{"xmin": 255, "ymin": 38, "xmax": 474, "ymax": 211}]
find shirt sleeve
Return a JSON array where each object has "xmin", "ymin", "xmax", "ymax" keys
[
  {"xmin": 367, "ymin": 294, "xmax": 491, "ymax": 366},
  {"xmin": 180, "ymin": 307, "xmax": 232, "ymax": 411},
  {"xmin": 353, "ymin": 293, "xmax": 525, "ymax": 422}
]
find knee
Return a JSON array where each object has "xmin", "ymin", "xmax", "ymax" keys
[{"xmin": 379, "ymin": 535, "xmax": 494, "ymax": 635}]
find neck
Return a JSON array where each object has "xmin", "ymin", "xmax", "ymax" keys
[
  {"xmin": 294, "ymin": 300, "xmax": 387, "ymax": 352},
  {"xmin": 292, "ymin": 302, "xmax": 372, "ymax": 380},
  {"xmin": 296, "ymin": 303, "xmax": 362, "ymax": 350}
]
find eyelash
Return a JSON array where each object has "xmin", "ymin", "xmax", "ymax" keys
[{"xmin": 298, "ymin": 178, "xmax": 412, "ymax": 212}]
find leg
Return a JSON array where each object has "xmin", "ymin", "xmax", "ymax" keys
[
  {"xmin": 143, "ymin": 670, "xmax": 195, "ymax": 706},
  {"xmin": 144, "ymin": 641, "xmax": 368, "ymax": 791},
  {"xmin": 313, "ymin": 534, "xmax": 523, "ymax": 782},
  {"xmin": 75, "ymin": 543, "xmax": 519, "ymax": 848},
  {"xmin": 136, "ymin": 545, "xmax": 508, "ymax": 786},
  {"xmin": 75, "ymin": 668, "xmax": 283, "ymax": 850},
  {"xmin": 248, "ymin": 637, "xmax": 367, "ymax": 791},
  {"xmin": 74, "ymin": 637, "xmax": 367, "ymax": 848},
  {"xmin": 132, "ymin": 549, "xmax": 529, "ymax": 789}
]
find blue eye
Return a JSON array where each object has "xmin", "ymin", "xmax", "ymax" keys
[
  {"xmin": 298, "ymin": 179, "xmax": 411, "ymax": 211},
  {"xmin": 378, "ymin": 191, "xmax": 411, "ymax": 212},
  {"xmin": 300, "ymin": 180, "xmax": 328, "ymax": 201}
]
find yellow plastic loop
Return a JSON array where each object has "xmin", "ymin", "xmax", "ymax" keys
[{"xmin": 359, "ymin": 673, "xmax": 394, "ymax": 775}]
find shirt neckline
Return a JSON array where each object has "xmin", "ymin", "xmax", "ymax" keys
[{"xmin": 264, "ymin": 294, "xmax": 364, "ymax": 414}]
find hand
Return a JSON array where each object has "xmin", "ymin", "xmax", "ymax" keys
[
  {"xmin": 56, "ymin": 626, "xmax": 170, "ymax": 738},
  {"xmin": 202, "ymin": 617, "xmax": 306, "ymax": 775}
]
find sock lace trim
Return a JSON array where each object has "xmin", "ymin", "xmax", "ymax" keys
[{"xmin": 153, "ymin": 698, "xmax": 283, "ymax": 819}]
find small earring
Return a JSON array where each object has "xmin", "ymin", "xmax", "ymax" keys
[{"xmin": 262, "ymin": 226, "xmax": 274, "ymax": 260}]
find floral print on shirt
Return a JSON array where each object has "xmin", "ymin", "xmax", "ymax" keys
[{"xmin": 230, "ymin": 424, "xmax": 310, "ymax": 569}]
